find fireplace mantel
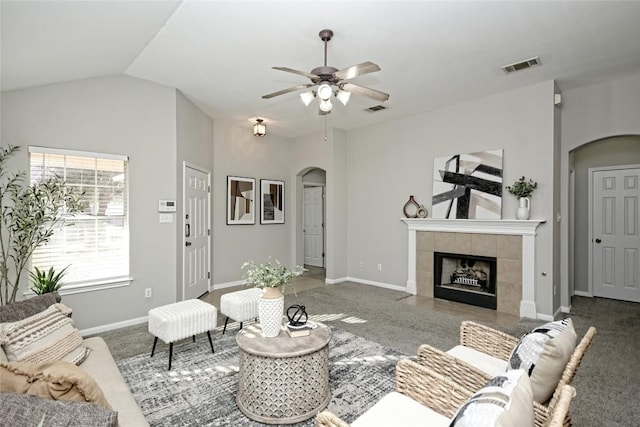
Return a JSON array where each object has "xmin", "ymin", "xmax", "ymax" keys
[{"xmin": 402, "ymin": 218, "xmax": 546, "ymax": 319}]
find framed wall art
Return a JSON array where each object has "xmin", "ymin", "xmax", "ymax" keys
[
  {"xmin": 431, "ymin": 149, "xmax": 503, "ymax": 219},
  {"xmin": 260, "ymin": 179, "xmax": 285, "ymax": 224},
  {"xmin": 227, "ymin": 176, "xmax": 255, "ymax": 225}
]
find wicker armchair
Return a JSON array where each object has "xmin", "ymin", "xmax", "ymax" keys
[
  {"xmin": 416, "ymin": 321, "xmax": 596, "ymax": 425},
  {"xmin": 316, "ymin": 358, "xmax": 576, "ymax": 427}
]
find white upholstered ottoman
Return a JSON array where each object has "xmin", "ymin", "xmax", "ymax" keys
[
  {"xmin": 220, "ymin": 288, "xmax": 263, "ymax": 334},
  {"xmin": 148, "ymin": 299, "xmax": 217, "ymax": 370}
]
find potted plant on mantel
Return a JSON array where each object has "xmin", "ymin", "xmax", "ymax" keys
[
  {"xmin": 242, "ymin": 258, "xmax": 305, "ymax": 338},
  {"xmin": 506, "ymin": 176, "xmax": 538, "ymax": 220}
]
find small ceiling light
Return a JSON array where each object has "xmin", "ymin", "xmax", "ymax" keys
[
  {"xmin": 319, "ymin": 99, "xmax": 333, "ymax": 113},
  {"xmin": 317, "ymin": 83, "xmax": 333, "ymax": 101},
  {"xmin": 336, "ymin": 90, "xmax": 351, "ymax": 106},
  {"xmin": 300, "ymin": 91, "xmax": 315, "ymax": 107},
  {"xmin": 253, "ymin": 119, "xmax": 266, "ymax": 137}
]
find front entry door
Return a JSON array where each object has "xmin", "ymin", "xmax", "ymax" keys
[
  {"xmin": 592, "ymin": 166, "xmax": 640, "ymax": 302},
  {"xmin": 183, "ymin": 164, "xmax": 211, "ymax": 300},
  {"xmin": 303, "ymin": 186, "xmax": 324, "ymax": 267}
]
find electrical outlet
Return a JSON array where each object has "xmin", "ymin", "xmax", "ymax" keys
[
  {"xmin": 145, "ymin": 288, "xmax": 152, "ymax": 298},
  {"xmin": 377, "ymin": 263, "xmax": 382, "ymax": 271}
]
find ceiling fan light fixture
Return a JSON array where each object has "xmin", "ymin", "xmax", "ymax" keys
[
  {"xmin": 336, "ymin": 90, "xmax": 351, "ymax": 106},
  {"xmin": 319, "ymin": 99, "xmax": 333, "ymax": 113},
  {"xmin": 317, "ymin": 83, "xmax": 333, "ymax": 101},
  {"xmin": 253, "ymin": 119, "xmax": 266, "ymax": 137},
  {"xmin": 300, "ymin": 91, "xmax": 315, "ymax": 107}
]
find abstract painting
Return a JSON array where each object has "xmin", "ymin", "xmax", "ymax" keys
[
  {"xmin": 227, "ymin": 176, "xmax": 255, "ymax": 225},
  {"xmin": 260, "ymin": 179, "xmax": 285, "ymax": 224},
  {"xmin": 432, "ymin": 149, "xmax": 503, "ymax": 219}
]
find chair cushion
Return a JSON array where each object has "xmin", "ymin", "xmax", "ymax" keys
[
  {"xmin": 0, "ymin": 303, "xmax": 89, "ymax": 365},
  {"xmin": 447, "ymin": 345, "xmax": 508, "ymax": 377},
  {"xmin": 449, "ymin": 369, "xmax": 534, "ymax": 427},
  {"xmin": 507, "ymin": 318, "xmax": 577, "ymax": 403},
  {"xmin": 0, "ymin": 360, "xmax": 112, "ymax": 409},
  {"xmin": 352, "ymin": 391, "xmax": 450, "ymax": 427}
]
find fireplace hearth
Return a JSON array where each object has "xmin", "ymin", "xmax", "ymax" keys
[{"xmin": 434, "ymin": 252, "xmax": 497, "ymax": 309}]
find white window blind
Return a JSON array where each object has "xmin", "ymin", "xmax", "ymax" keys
[{"xmin": 29, "ymin": 147, "xmax": 129, "ymax": 286}]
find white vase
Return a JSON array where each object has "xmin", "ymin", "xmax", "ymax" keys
[
  {"xmin": 258, "ymin": 287, "xmax": 284, "ymax": 338},
  {"xmin": 516, "ymin": 197, "xmax": 531, "ymax": 220}
]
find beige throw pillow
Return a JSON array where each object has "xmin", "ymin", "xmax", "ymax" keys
[
  {"xmin": 0, "ymin": 360, "xmax": 112, "ymax": 409},
  {"xmin": 507, "ymin": 318, "xmax": 577, "ymax": 403},
  {"xmin": 0, "ymin": 303, "xmax": 89, "ymax": 365},
  {"xmin": 449, "ymin": 369, "xmax": 534, "ymax": 427}
]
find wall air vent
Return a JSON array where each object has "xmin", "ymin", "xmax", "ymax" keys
[
  {"xmin": 501, "ymin": 56, "xmax": 541, "ymax": 74},
  {"xmin": 365, "ymin": 105, "xmax": 387, "ymax": 113}
]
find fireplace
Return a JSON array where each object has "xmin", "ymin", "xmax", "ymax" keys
[{"xmin": 434, "ymin": 252, "xmax": 497, "ymax": 310}]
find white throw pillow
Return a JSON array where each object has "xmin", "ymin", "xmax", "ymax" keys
[
  {"xmin": 449, "ymin": 369, "xmax": 534, "ymax": 427},
  {"xmin": 506, "ymin": 318, "xmax": 577, "ymax": 403}
]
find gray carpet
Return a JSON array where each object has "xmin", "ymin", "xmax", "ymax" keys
[
  {"xmin": 116, "ymin": 328, "xmax": 404, "ymax": 426},
  {"xmin": 99, "ymin": 281, "xmax": 640, "ymax": 426}
]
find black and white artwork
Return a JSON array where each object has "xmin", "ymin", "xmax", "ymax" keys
[
  {"xmin": 227, "ymin": 176, "xmax": 255, "ymax": 225},
  {"xmin": 432, "ymin": 149, "xmax": 503, "ymax": 219},
  {"xmin": 260, "ymin": 179, "xmax": 284, "ymax": 224}
]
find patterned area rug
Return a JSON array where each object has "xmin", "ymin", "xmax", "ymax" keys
[{"xmin": 116, "ymin": 328, "xmax": 406, "ymax": 426}]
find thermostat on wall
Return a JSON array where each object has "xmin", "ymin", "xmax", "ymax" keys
[{"xmin": 158, "ymin": 200, "xmax": 176, "ymax": 212}]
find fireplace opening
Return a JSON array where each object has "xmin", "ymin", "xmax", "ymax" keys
[{"xmin": 434, "ymin": 252, "xmax": 497, "ymax": 310}]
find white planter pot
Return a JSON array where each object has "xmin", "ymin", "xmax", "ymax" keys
[
  {"xmin": 258, "ymin": 288, "xmax": 284, "ymax": 338},
  {"xmin": 516, "ymin": 197, "xmax": 531, "ymax": 220}
]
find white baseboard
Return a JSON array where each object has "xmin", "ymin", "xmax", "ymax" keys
[
  {"xmin": 536, "ymin": 312, "xmax": 555, "ymax": 321},
  {"xmin": 324, "ymin": 277, "xmax": 348, "ymax": 285},
  {"xmin": 79, "ymin": 316, "xmax": 147, "ymax": 337},
  {"xmin": 560, "ymin": 305, "xmax": 572, "ymax": 314},
  {"xmin": 213, "ymin": 280, "xmax": 245, "ymax": 290},
  {"xmin": 344, "ymin": 277, "xmax": 407, "ymax": 293},
  {"xmin": 573, "ymin": 290, "xmax": 592, "ymax": 297}
]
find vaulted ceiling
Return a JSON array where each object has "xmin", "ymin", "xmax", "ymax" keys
[{"xmin": 3, "ymin": 1, "xmax": 640, "ymax": 138}]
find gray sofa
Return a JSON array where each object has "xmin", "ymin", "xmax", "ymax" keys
[{"xmin": 0, "ymin": 293, "xmax": 148, "ymax": 427}]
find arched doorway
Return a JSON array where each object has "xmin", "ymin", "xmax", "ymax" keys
[{"xmin": 570, "ymin": 135, "xmax": 640, "ymax": 301}]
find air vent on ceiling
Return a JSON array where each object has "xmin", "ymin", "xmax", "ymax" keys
[
  {"xmin": 365, "ymin": 105, "xmax": 387, "ymax": 113},
  {"xmin": 501, "ymin": 56, "xmax": 541, "ymax": 74}
]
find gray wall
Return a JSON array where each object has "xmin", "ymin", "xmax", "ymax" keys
[
  {"xmin": 345, "ymin": 81, "xmax": 559, "ymax": 316},
  {"xmin": 211, "ymin": 120, "xmax": 294, "ymax": 286},
  {"xmin": 1, "ymin": 75, "xmax": 178, "ymax": 329},
  {"xmin": 560, "ymin": 74, "xmax": 640, "ymax": 306},
  {"xmin": 176, "ymin": 91, "xmax": 214, "ymax": 299},
  {"xmin": 571, "ymin": 136, "xmax": 640, "ymax": 294}
]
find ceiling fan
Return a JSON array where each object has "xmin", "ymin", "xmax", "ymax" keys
[{"xmin": 262, "ymin": 29, "xmax": 390, "ymax": 115}]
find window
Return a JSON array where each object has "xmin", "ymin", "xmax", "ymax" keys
[{"xmin": 29, "ymin": 147, "xmax": 130, "ymax": 290}]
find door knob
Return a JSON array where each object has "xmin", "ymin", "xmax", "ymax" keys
[
  {"xmin": 185, "ymin": 241, "xmax": 192, "ymax": 247},
  {"xmin": 595, "ymin": 238, "xmax": 602, "ymax": 244}
]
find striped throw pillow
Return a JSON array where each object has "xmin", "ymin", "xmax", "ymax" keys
[{"xmin": 0, "ymin": 303, "xmax": 89, "ymax": 365}]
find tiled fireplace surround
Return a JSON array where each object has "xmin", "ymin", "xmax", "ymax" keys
[{"xmin": 403, "ymin": 219, "xmax": 545, "ymax": 318}]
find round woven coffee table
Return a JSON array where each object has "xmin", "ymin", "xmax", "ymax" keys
[{"xmin": 236, "ymin": 321, "xmax": 332, "ymax": 424}]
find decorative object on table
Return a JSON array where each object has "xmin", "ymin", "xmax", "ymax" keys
[
  {"xmin": 241, "ymin": 258, "xmax": 305, "ymax": 338},
  {"xmin": 403, "ymin": 195, "xmax": 420, "ymax": 218},
  {"xmin": 29, "ymin": 265, "xmax": 69, "ymax": 295},
  {"xmin": 286, "ymin": 304, "xmax": 311, "ymax": 337},
  {"xmin": 417, "ymin": 205, "xmax": 429, "ymax": 218},
  {"xmin": 227, "ymin": 176, "xmax": 255, "ymax": 225},
  {"xmin": 506, "ymin": 176, "xmax": 537, "ymax": 220},
  {"xmin": 432, "ymin": 149, "xmax": 503, "ymax": 219},
  {"xmin": 260, "ymin": 179, "xmax": 285, "ymax": 224}
]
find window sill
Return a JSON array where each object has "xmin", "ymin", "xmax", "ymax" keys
[{"xmin": 23, "ymin": 277, "xmax": 133, "ymax": 297}]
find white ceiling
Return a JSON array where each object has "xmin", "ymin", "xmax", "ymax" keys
[{"xmin": 3, "ymin": 1, "xmax": 640, "ymax": 138}]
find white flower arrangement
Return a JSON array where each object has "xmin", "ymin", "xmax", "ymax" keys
[{"xmin": 241, "ymin": 258, "xmax": 306, "ymax": 292}]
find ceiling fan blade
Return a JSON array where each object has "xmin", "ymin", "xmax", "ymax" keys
[
  {"xmin": 262, "ymin": 83, "xmax": 314, "ymax": 99},
  {"xmin": 334, "ymin": 61, "xmax": 381, "ymax": 80},
  {"xmin": 272, "ymin": 66, "xmax": 319, "ymax": 80},
  {"xmin": 341, "ymin": 82, "xmax": 390, "ymax": 102}
]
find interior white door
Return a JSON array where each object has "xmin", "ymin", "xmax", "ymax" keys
[
  {"xmin": 183, "ymin": 164, "xmax": 211, "ymax": 300},
  {"xmin": 592, "ymin": 167, "xmax": 640, "ymax": 302},
  {"xmin": 303, "ymin": 186, "xmax": 324, "ymax": 267}
]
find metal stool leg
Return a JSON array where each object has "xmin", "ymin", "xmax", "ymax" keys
[
  {"xmin": 207, "ymin": 331, "xmax": 214, "ymax": 353},
  {"xmin": 222, "ymin": 317, "xmax": 229, "ymax": 334},
  {"xmin": 240, "ymin": 321, "xmax": 243, "ymax": 330},
  {"xmin": 192, "ymin": 335, "xmax": 195, "ymax": 343},
  {"xmin": 168, "ymin": 342, "xmax": 174, "ymax": 371},
  {"xmin": 151, "ymin": 336, "xmax": 158, "ymax": 357}
]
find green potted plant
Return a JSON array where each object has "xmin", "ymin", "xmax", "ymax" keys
[
  {"xmin": 506, "ymin": 176, "xmax": 538, "ymax": 220},
  {"xmin": 29, "ymin": 265, "xmax": 69, "ymax": 295},
  {"xmin": 242, "ymin": 258, "xmax": 305, "ymax": 338}
]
